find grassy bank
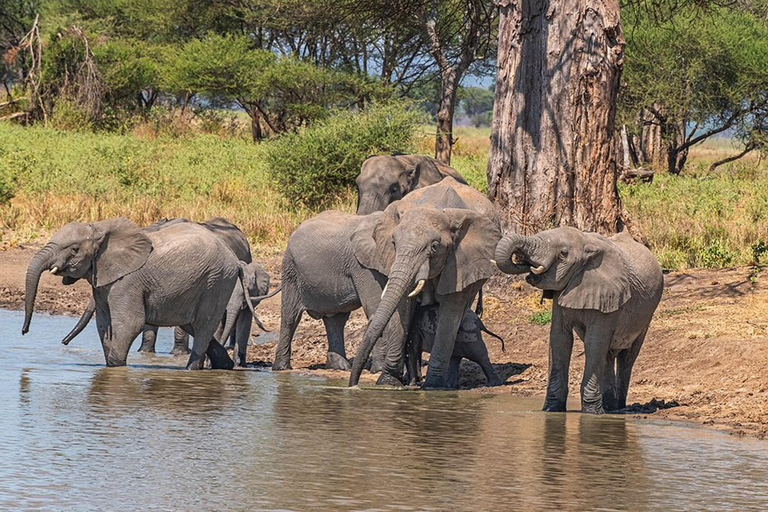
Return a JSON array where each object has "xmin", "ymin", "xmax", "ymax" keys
[{"xmin": 1, "ymin": 122, "xmax": 766, "ymax": 268}]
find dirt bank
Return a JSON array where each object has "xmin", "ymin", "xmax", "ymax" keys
[{"xmin": 3, "ymin": 244, "xmax": 767, "ymax": 438}]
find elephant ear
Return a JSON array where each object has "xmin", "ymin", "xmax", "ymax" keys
[
  {"xmin": 557, "ymin": 235, "xmax": 632, "ymax": 313},
  {"xmin": 430, "ymin": 158, "xmax": 467, "ymax": 184},
  {"xmin": 254, "ymin": 264, "xmax": 270, "ymax": 296},
  {"xmin": 436, "ymin": 208, "xmax": 501, "ymax": 295},
  {"xmin": 91, "ymin": 217, "xmax": 152, "ymax": 287},
  {"xmin": 351, "ymin": 207, "xmax": 398, "ymax": 275}
]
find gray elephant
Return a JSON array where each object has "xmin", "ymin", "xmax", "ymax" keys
[
  {"xmin": 272, "ymin": 210, "xmax": 387, "ymax": 373},
  {"xmin": 356, "ymin": 154, "xmax": 467, "ymax": 215},
  {"xmin": 405, "ymin": 304, "xmax": 503, "ymax": 387},
  {"xmin": 23, "ymin": 217, "xmax": 248, "ymax": 370},
  {"xmin": 494, "ymin": 227, "xmax": 663, "ymax": 413},
  {"xmin": 60, "ymin": 217, "xmax": 254, "ymax": 356},
  {"xmin": 348, "ymin": 177, "xmax": 502, "ymax": 389}
]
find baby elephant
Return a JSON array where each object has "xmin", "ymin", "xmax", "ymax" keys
[{"xmin": 405, "ymin": 305, "xmax": 503, "ymax": 388}]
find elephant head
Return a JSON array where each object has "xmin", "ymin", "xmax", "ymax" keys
[
  {"xmin": 355, "ymin": 155, "xmax": 467, "ymax": 215},
  {"xmin": 494, "ymin": 227, "xmax": 632, "ymax": 313},
  {"xmin": 218, "ymin": 262, "xmax": 270, "ymax": 343},
  {"xmin": 349, "ymin": 191, "xmax": 500, "ymax": 385},
  {"xmin": 23, "ymin": 217, "xmax": 152, "ymax": 334}
]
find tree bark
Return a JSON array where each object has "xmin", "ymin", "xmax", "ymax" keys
[
  {"xmin": 435, "ymin": 68, "xmax": 459, "ymax": 165},
  {"xmin": 487, "ymin": 0, "xmax": 626, "ymax": 235},
  {"xmin": 640, "ymin": 103, "xmax": 664, "ymax": 167}
]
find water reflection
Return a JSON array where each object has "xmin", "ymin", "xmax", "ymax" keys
[{"xmin": 1, "ymin": 309, "xmax": 768, "ymax": 511}]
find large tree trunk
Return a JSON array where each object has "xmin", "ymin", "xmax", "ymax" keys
[
  {"xmin": 640, "ymin": 104, "xmax": 665, "ymax": 167},
  {"xmin": 435, "ymin": 68, "xmax": 459, "ymax": 165},
  {"xmin": 486, "ymin": 0, "xmax": 626, "ymax": 235}
]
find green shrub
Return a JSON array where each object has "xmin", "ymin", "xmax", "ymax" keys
[
  {"xmin": 529, "ymin": 310, "xmax": 552, "ymax": 326},
  {"xmin": 265, "ymin": 101, "xmax": 425, "ymax": 209}
]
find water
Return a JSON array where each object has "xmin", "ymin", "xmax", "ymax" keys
[{"xmin": 1, "ymin": 309, "xmax": 767, "ymax": 511}]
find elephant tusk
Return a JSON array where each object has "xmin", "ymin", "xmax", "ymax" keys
[
  {"xmin": 380, "ymin": 281, "xmax": 389, "ymax": 299},
  {"xmin": 49, "ymin": 266, "xmax": 58, "ymax": 274},
  {"xmin": 408, "ymin": 279, "xmax": 426, "ymax": 298},
  {"xmin": 531, "ymin": 265, "xmax": 546, "ymax": 275},
  {"xmin": 490, "ymin": 259, "xmax": 497, "ymax": 265}
]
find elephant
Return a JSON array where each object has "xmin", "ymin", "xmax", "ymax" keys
[
  {"xmin": 272, "ymin": 210, "xmax": 388, "ymax": 373},
  {"xmin": 405, "ymin": 304, "xmax": 504, "ymax": 387},
  {"xmin": 348, "ymin": 177, "xmax": 502, "ymax": 389},
  {"xmin": 355, "ymin": 154, "xmax": 467, "ymax": 215},
  {"xmin": 60, "ymin": 217, "xmax": 254, "ymax": 356},
  {"xmin": 493, "ymin": 227, "xmax": 663, "ymax": 414},
  {"xmin": 22, "ymin": 217, "xmax": 250, "ymax": 370}
]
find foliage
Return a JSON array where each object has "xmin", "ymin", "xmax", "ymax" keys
[
  {"xmin": 528, "ymin": 310, "xmax": 551, "ymax": 326},
  {"xmin": 620, "ymin": 5, "xmax": 768, "ymax": 170},
  {"xmin": 264, "ymin": 101, "xmax": 424, "ymax": 208}
]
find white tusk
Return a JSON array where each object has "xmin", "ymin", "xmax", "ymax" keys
[
  {"xmin": 380, "ymin": 282, "xmax": 389, "ymax": 299},
  {"xmin": 408, "ymin": 279, "xmax": 426, "ymax": 298},
  {"xmin": 490, "ymin": 259, "xmax": 497, "ymax": 265},
  {"xmin": 50, "ymin": 267, "xmax": 58, "ymax": 274},
  {"xmin": 531, "ymin": 265, "xmax": 546, "ymax": 275},
  {"xmin": 511, "ymin": 253, "xmax": 521, "ymax": 264}
]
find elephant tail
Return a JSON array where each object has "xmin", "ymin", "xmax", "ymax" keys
[
  {"xmin": 478, "ymin": 317, "xmax": 505, "ymax": 352},
  {"xmin": 250, "ymin": 284, "xmax": 282, "ymax": 303}
]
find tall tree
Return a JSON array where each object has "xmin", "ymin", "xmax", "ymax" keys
[{"xmin": 487, "ymin": 0, "xmax": 626, "ymax": 234}]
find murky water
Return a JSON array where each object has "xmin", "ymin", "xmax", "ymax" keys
[{"xmin": 1, "ymin": 309, "xmax": 768, "ymax": 511}]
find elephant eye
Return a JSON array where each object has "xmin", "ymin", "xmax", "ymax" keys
[
  {"xmin": 560, "ymin": 249, "xmax": 568, "ymax": 258},
  {"xmin": 70, "ymin": 246, "xmax": 79, "ymax": 255},
  {"xmin": 429, "ymin": 241, "xmax": 440, "ymax": 254}
]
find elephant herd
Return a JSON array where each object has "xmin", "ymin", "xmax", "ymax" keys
[{"xmin": 22, "ymin": 154, "xmax": 664, "ymax": 414}]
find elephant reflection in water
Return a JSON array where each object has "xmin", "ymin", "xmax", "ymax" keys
[
  {"xmin": 263, "ymin": 377, "xmax": 486, "ymax": 508},
  {"xmin": 86, "ymin": 367, "xmax": 253, "ymax": 418}
]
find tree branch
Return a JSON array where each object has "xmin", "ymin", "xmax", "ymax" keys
[{"xmin": 708, "ymin": 142, "xmax": 756, "ymax": 172}]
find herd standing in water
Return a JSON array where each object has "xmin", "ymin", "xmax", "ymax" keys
[{"xmin": 22, "ymin": 154, "xmax": 662, "ymax": 414}]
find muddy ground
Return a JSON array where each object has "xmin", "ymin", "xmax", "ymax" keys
[{"xmin": 3, "ymin": 243, "xmax": 768, "ymax": 439}]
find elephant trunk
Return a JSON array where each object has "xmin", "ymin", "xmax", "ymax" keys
[
  {"xmin": 356, "ymin": 192, "xmax": 385, "ymax": 216},
  {"xmin": 61, "ymin": 297, "xmax": 96, "ymax": 345},
  {"xmin": 23, "ymin": 243, "xmax": 57, "ymax": 334},
  {"xmin": 493, "ymin": 234, "xmax": 533, "ymax": 275},
  {"xmin": 349, "ymin": 250, "xmax": 422, "ymax": 387}
]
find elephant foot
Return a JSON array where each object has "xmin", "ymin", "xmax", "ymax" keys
[
  {"xmin": 369, "ymin": 358, "xmax": 385, "ymax": 374},
  {"xmin": 272, "ymin": 360, "xmax": 292, "ymax": 371},
  {"xmin": 542, "ymin": 401, "xmax": 567, "ymax": 412},
  {"xmin": 137, "ymin": 345, "xmax": 155, "ymax": 353},
  {"xmin": 207, "ymin": 342, "xmax": 235, "ymax": 370},
  {"xmin": 186, "ymin": 356, "xmax": 205, "ymax": 370},
  {"xmin": 326, "ymin": 352, "xmax": 351, "ymax": 371},
  {"xmin": 105, "ymin": 358, "xmax": 127, "ymax": 367},
  {"xmin": 170, "ymin": 345, "xmax": 190, "ymax": 356},
  {"xmin": 487, "ymin": 375, "xmax": 503, "ymax": 387},
  {"xmin": 422, "ymin": 374, "xmax": 455, "ymax": 390},
  {"xmin": 581, "ymin": 403, "xmax": 605, "ymax": 415},
  {"xmin": 376, "ymin": 372, "xmax": 404, "ymax": 387}
]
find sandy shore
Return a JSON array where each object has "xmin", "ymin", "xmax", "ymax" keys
[{"xmin": 3, "ymin": 244, "xmax": 767, "ymax": 438}]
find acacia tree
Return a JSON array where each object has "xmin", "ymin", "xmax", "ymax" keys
[
  {"xmin": 620, "ymin": 5, "xmax": 768, "ymax": 174},
  {"xmin": 487, "ymin": 0, "xmax": 626, "ymax": 234}
]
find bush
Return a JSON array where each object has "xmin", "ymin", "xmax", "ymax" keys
[
  {"xmin": 265, "ymin": 101, "xmax": 425, "ymax": 209},
  {"xmin": 529, "ymin": 310, "xmax": 552, "ymax": 326}
]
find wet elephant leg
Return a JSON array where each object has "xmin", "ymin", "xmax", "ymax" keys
[
  {"xmin": 171, "ymin": 326, "xmax": 191, "ymax": 355},
  {"xmin": 138, "ymin": 325, "xmax": 158, "ymax": 353},
  {"xmin": 616, "ymin": 328, "xmax": 648, "ymax": 409},
  {"xmin": 446, "ymin": 356, "xmax": 462, "ymax": 389},
  {"xmin": 97, "ymin": 298, "xmax": 145, "ymax": 367},
  {"xmin": 206, "ymin": 339, "xmax": 234, "ymax": 370},
  {"xmin": 422, "ymin": 285, "xmax": 480, "ymax": 389},
  {"xmin": 273, "ymin": 281, "xmax": 304, "ymax": 371},
  {"xmin": 580, "ymin": 323, "xmax": 615, "ymax": 414},
  {"xmin": 464, "ymin": 336, "xmax": 501, "ymax": 386},
  {"xmin": 233, "ymin": 310, "xmax": 251, "ymax": 367},
  {"xmin": 602, "ymin": 351, "xmax": 619, "ymax": 412},
  {"xmin": 543, "ymin": 307, "xmax": 574, "ymax": 412},
  {"xmin": 322, "ymin": 312, "xmax": 351, "ymax": 370}
]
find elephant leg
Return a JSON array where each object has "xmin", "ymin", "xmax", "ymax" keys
[
  {"xmin": 97, "ymin": 300, "xmax": 145, "ymax": 367},
  {"xmin": 423, "ymin": 285, "xmax": 480, "ymax": 389},
  {"xmin": 322, "ymin": 312, "xmax": 351, "ymax": 371},
  {"xmin": 616, "ymin": 328, "xmax": 648, "ymax": 410},
  {"xmin": 602, "ymin": 351, "xmax": 619, "ymax": 412},
  {"xmin": 447, "ymin": 356, "xmax": 462, "ymax": 389},
  {"xmin": 233, "ymin": 310, "xmax": 252, "ymax": 367},
  {"xmin": 580, "ymin": 323, "xmax": 615, "ymax": 415},
  {"xmin": 171, "ymin": 326, "xmax": 191, "ymax": 355},
  {"xmin": 273, "ymin": 281, "xmax": 304, "ymax": 371},
  {"xmin": 466, "ymin": 338, "xmax": 501, "ymax": 387},
  {"xmin": 544, "ymin": 307, "xmax": 574, "ymax": 412},
  {"xmin": 206, "ymin": 339, "xmax": 234, "ymax": 370},
  {"xmin": 138, "ymin": 325, "xmax": 158, "ymax": 353},
  {"xmin": 404, "ymin": 331, "xmax": 423, "ymax": 386},
  {"xmin": 187, "ymin": 320, "xmax": 224, "ymax": 370}
]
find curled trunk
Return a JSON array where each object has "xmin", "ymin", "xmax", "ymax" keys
[
  {"xmin": 61, "ymin": 297, "xmax": 96, "ymax": 345},
  {"xmin": 493, "ymin": 235, "xmax": 532, "ymax": 275},
  {"xmin": 23, "ymin": 244, "xmax": 56, "ymax": 334}
]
